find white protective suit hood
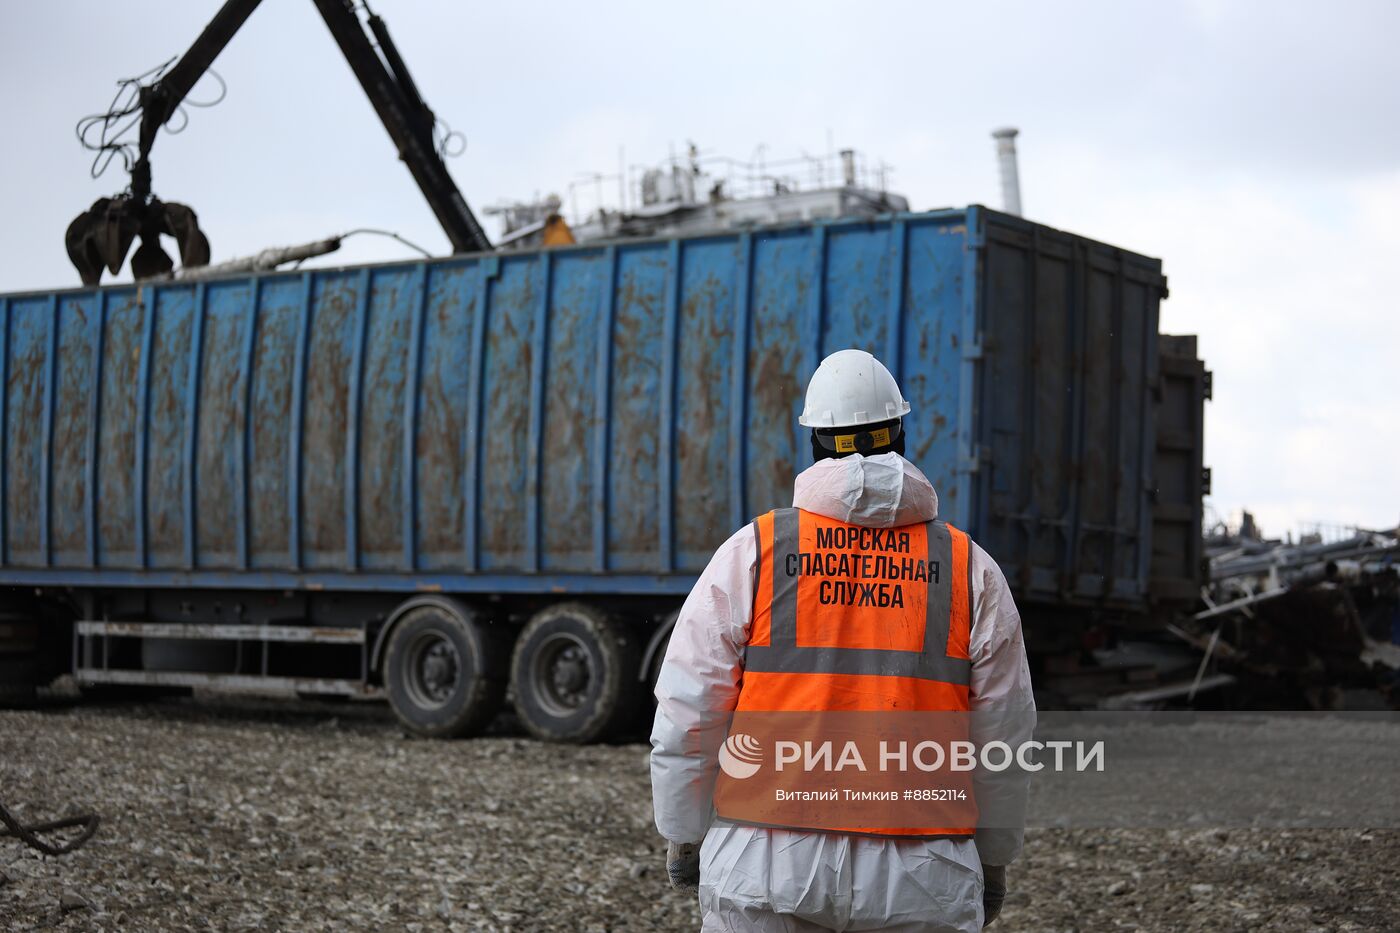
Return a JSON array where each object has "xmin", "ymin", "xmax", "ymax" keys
[{"xmin": 792, "ymin": 453, "xmax": 938, "ymax": 528}]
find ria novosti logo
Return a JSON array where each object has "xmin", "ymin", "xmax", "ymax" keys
[
  {"xmin": 718, "ymin": 733, "xmax": 1105, "ymax": 777},
  {"xmin": 718, "ymin": 733, "xmax": 764, "ymax": 779}
]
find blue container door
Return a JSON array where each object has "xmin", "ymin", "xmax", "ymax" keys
[{"xmin": 973, "ymin": 212, "xmax": 1163, "ymax": 607}]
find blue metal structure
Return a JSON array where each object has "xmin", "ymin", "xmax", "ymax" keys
[{"xmin": 0, "ymin": 206, "xmax": 1188, "ymax": 612}]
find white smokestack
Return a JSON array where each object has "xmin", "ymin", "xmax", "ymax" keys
[{"xmin": 991, "ymin": 127, "xmax": 1023, "ymax": 216}]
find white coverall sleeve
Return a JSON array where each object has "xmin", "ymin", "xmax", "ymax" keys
[
  {"xmin": 650, "ymin": 525, "xmax": 756, "ymax": 844},
  {"xmin": 967, "ymin": 542, "xmax": 1037, "ymax": 866}
]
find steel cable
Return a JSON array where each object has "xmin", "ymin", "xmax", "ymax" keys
[{"xmin": 0, "ymin": 802, "xmax": 99, "ymax": 857}]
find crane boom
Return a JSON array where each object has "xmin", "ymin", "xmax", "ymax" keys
[
  {"xmin": 66, "ymin": 0, "xmax": 490, "ymax": 285},
  {"xmin": 310, "ymin": 0, "xmax": 492, "ymax": 254}
]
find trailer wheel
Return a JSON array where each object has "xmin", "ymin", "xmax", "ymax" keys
[
  {"xmin": 645, "ymin": 610, "xmax": 679, "ymax": 692},
  {"xmin": 511, "ymin": 602, "xmax": 638, "ymax": 743},
  {"xmin": 384, "ymin": 604, "xmax": 505, "ymax": 739}
]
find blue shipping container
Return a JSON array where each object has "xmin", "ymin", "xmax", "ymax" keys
[{"xmin": 0, "ymin": 206, "xmax": 1180, "ymax": 611}]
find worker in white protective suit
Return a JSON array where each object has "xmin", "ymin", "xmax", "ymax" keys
[{"xmin": 651, "ymin": 349, "xmax": 1035, "ymax": 931}]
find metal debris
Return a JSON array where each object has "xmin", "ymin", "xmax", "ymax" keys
[{"xmin": 1175, "ymin": 515, "xmax": 1400, "ymax": 708}]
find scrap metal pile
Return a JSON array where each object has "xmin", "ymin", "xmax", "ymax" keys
[{"xmin": 1178, "ymin": 516, "xmax": 1400, "ymax": 708}]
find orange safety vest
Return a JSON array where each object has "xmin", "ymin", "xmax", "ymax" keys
[{"xmin": 715, "ymin": 507, "xmax": 977, "ymax": 837}]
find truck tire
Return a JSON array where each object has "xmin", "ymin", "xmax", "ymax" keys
[
  {"xmin": 384, "ymin": 604, "xmax": 505, "ymax": 739},
  {"xmin": 510, "ymin": 602, "xmax": 638, "ymax": 743},
  {"xmin": 645, "ymin": 610, "xmax": 679, "ymax": 691}
]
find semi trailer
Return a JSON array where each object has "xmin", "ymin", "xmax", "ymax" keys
[{"xmin": 0, "ymin": 205, "xmax": 1208, "ymax": 740}]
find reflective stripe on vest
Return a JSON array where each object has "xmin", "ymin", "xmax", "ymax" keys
[{"xmin": 718, "ymin": 507, "xmax": 977, "ymax": 837}]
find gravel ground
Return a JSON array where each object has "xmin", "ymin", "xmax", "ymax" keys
[{"xmin": 1, "ymin": 694, "xmax": 1396, "ymax": 932}]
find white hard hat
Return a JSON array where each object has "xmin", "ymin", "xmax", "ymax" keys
[{"xmin": 798, "ymin": 349, "xmax": 911, "ymax": 428}]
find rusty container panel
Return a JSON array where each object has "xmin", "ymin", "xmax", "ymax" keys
[
  {"xmin": 4, "ymin": 296, "xmax": 54, "ymax": 565},
  {"xmin": 349, "ymin": 269, "xmax": 408, "ymax": 569},
  {"xmin": 247, "ymin": 278, "xmax": 301, "ymax": 567},
  {"xmin": 476, "ymin": 257, "xmax": 536, "ymax": 571},
  {"xmin": 538, "ymin": 250, "xmax": 606, "ymax": 573},
  {"xmin": 898, "ymin": 220, "xmax": 971, "ymax": 513},
  {"xmin": 605, "ymin": 247, "xmax": 665, "ymax": 572},
  {"xmin": 744, "ymin": 230, "xmax": 815, "ymax": 520},
  {"xmin": 94, "ymin": 291, "xmax": 144, "ymax": 565},
  {"xmin": 299, "ymin": 273, "xmax": 357, "ymax": 568},
  {"xmin": 193, "ymin": 281, "xmax": 252, "ymax": 567},
  {"xmin": 0, "ymin": 206, "xmax": 1190, "ymax": 614},
  {"xmin": 51, "ymin": 294, "xmax": 99, "ymax": 565},
  {"xmin": 672, "ymin": 239, "xmax": 739, "ymax": 571},
  {"xmin": 414, "ymin": 264, "xmax": 476, "ymax": 570},
  {"xmin": 144, "ymin": 287, "xmax": 194, "ymax": 568}
]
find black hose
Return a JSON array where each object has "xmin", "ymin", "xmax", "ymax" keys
[{"xmin": 0, "ymin": 801, "xmax": 99, "ymax": 856}]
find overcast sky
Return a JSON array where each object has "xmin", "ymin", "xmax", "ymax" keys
[{"xmin": 3, "ymin": 0, "xmax": 1396, "ymax": 536}]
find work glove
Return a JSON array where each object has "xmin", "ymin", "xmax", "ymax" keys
[
  {"xmin": 666, "ymin": 841, "xmax": 701, "ymax": 891},
  {"xmin": 982, "ymin": 863, "xmax": 1007, "ymax": 927}
]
